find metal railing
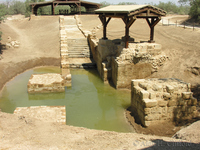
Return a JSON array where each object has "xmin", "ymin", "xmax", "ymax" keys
[{"xmin": 161, "ymin": 18, "xmax": 199, "ymax": 31}]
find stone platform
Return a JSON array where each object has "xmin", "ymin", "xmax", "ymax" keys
[
  {"xmin": 14, "ymin": 106, "xmax": 66, "ymax": 124},
  {"xmin": 27, "ymin": 73, "xmax": 65, "ymax": 93},
  {"xmin": 131, "ymin": 78, "xmax": 198, "ymax": 127}
]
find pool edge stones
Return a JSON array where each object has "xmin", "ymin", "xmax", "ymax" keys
[{"xmin": 14, "ymin": 106, "xmax": 66, "ymax": 124}]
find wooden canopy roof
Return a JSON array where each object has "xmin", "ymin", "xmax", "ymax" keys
[
  {"xmin": 95, "ymin": 5, "xmax": 166, "ymax": 17},
  {"xmin": 95, "ymin": 5, "xmax": 166, "ymax": 48},
  {"xmin": 30, "ymin": 0, "xmax": 100, "ymax": 15}
]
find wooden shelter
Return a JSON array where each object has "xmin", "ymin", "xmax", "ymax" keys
[
  {"xmin": 95, "ymin": 5, "xmax": 166, "ymax": 48},
  {"xmin": 30, "ymin": 0, "xmax": 100, "ymax": 15}
]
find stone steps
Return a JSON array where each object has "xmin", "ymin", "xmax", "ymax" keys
[{"xmin": 67, "ymin": 38, "xmax": 92, "ymax": 58}]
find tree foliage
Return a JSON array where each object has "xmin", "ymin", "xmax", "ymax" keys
[
  {"xmin": 179, "ymin": 0, "xmax": 200, "ymax": 22},
  {"xmin": 155, "ymin": 1, "xmax": 190, "ymax": 15}
]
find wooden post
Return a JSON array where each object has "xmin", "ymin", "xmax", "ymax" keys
[
  {"xmin": 99, "ymin": 15, "xmax": 111, "ymax": 40},
  {"xmin": 51, "ymin": 4, "xmax": 55, "ymax": 15},
  {"xmin": 146, "ymin": 17, "xmax": 161, "ymax": 43},
  {"xmin": 122, "ymin": 17, "xmax": 136, "ymax": 48},
  {"xmin": 125, "ymin": 26, "xmax": 129, "ymax": 48},
  {"xmin": 150, "ymin": 25, "xmax": 154, "ymax": 42}
]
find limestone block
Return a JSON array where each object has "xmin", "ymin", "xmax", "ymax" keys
[
  {"xmin": 140, "ymin": 90, "xmax": 149, "ymax": 99},
  {"xmin": 182, "ymin": 92, "xmax": 192, "ymax": 100},
  {"xmin": 143, "ymin": 99, "xmax": 157, "ymax": 108},
  {"xmin": 187, "ymin": 99, "xmax": 192, "ymax": 106},
  {"xmin": 161, "ymin": 107, "xmax": 168, "ymax": 116},
  {"xmin": 191, "ymin": 97, "xmax": 197, "ymax": 106},
  {"xmin": 28, "ymin": 73, "xmax": 65, "ymax": 93},
  {"xmin": 144, "ymin": 121, "xmax": 151, "ymax": 127},
  {"xmin": 167, "ymin": 106, "xmax": 176, "ymax": 113},
  {"xmin": 144, "ymin": 108, "xmax": 151, "ymax": 115},
  {"xmin": 152, "ymin": 84, "xmax": 162, "ymax": 92},
  {"xmin": 167, "ymin": 100, "xmax": 178, "ymax": 107},
  {"xmin": 148, "ymin": 92, "xmax": 155, "ymax": 99},
  {"xmin": 158, "ymin": 100, "xmax": 168, "ymax": 107},
  {"xmin": 163, "ymin": 93, "xmax": 172, "ymax": 100},
  {"xmin": 132, "ymin": 79, "xmax": 145, "ymax": 87},
  {"xmin": 139, "ymin": 82, "xmax": 151, "ymax": 90},
  {"xmin": 145, "ymin": 114, "xmax": 160, "ymax": 121},
  {"xmin": 151, "ymin": 107, "xmax": 162, "ymax": 114},
  {"xmin": 178, "ymin": 99, "xmax": 186, "ymax": 106},
  {"xmin": 166, "ymin": 85, "xmax": 174, "ymax": 93}
]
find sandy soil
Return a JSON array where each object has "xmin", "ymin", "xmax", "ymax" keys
[{"xmin": 0, "ymin": 15, "xmax": 200, "ymax": 149}]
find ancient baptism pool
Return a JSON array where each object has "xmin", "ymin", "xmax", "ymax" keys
[{"xmin": 0, "ymin": 67, "xmax": 133, "ymax": 132}]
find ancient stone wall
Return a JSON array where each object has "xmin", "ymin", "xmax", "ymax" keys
[
  {"xmin": 131, "ymin": 78, "xmax": 198, "ymax": 127},
  {"xmin": 111, "ymin": 43, "xmax": 167, "ymax": 88},
  {"xmin": 60, "ymin": 16, "xmax": 70, "ymax": 69}
]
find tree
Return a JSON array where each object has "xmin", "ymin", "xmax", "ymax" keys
[
  {"xmin": 188, "ymin": 0, "xmax": 200, "ymax": 21},
  {"xmin": 155, "ymin": 1, "xmax": 190, "ymax": 15},
  {"xmin": 118, "ymin": 2, "xmax": 137, "ymax": 5},
  {"xmin": 0, "ymin": 4, "xmax": 7, "ymax": 41},
  {"xmin": 8, "ymin": 1, "xmax": 26, "ymax": 15},
  {"xmin": 179, "ymin": 0, "xmax": 200, "ymax": 22},
  {"xmin": 100, "ymin": 1, "xmax": 111, "ymax": 8}
]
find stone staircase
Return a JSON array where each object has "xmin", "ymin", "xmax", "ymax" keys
[
  {"xmin": 67, "ymin": 38, "xmax": 92, "ymax": 58},
  {"xmin": 60, "ymin": 16, "xmax": 95, "ymax": 69}
]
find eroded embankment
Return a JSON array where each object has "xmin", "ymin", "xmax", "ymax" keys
[
  {"xmin": 0, "ymin": 16, "xmax": 61, "ymax": 91},
  {"xmin": 0, "ymin": 57, "xmax": 60, "ymax": 92}
]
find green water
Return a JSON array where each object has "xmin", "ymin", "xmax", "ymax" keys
[{"xmin": 0, "ymin": 67, "xmax": 133, "ymax": 132}]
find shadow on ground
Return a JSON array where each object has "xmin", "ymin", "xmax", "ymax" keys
[{"xmin": 139, "ymin": 139, "xmax": 200, "ymax": 150}]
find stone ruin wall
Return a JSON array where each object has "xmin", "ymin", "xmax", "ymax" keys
[
  {"xmin": 131, "ymin": 78, "xmax": 198, "ymax": 127},
  {"xmin": 88, "ymin": 36, "xmax": 168, "ymax": 89},
  {"xmin": 27, "ymin": 73, "xmax": 65, "ymax": 93}
]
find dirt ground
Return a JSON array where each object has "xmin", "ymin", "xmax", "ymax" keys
[{"xmin": 0, "ymin": 15, "xmax": 200, "ymax": 149}]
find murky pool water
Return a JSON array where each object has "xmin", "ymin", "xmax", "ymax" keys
[{"xmin": 0, "ymin": 67, "xmax": 133, "ymax": 132}]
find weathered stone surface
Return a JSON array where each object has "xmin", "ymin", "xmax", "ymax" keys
[
  {"xmin": 166, "ymin": 85, "xmax": 174, "ymax": 93},
  {"xmin": 143, "ymin": 99, "xmax": 157, "ymax": 108},
  {"xmin": 131, "ymin": 78, "xmax": 197, "ymax": 127},
  {"xmin": 158, "ymin": 100, "xmax": 168, "ymax": 107},
  {"xmin": 182, "ymin": 92, "xmax": 192, "ymax": 99},
  {"xmin": 140, "ymin": 90, "xmax": 149, "ymax": 99},
  {"xmin": 27, "ymin": 73, "xmax": 65, "ymax": 93},
  {"xmin": 14, "ymin": 106, "xmax": 66, "ymax": 124}
]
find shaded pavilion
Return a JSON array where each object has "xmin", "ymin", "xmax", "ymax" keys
[
  {"xmin": 30, "ymin": 0, "xmax": 100, "ymax": 15},
  {"xmin": 95, "ymin": 5, "xmax": 166, "ymax": 48}
]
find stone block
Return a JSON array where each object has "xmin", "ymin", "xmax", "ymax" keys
[
  {"xmin": 152, "ymin": 84, "xmax": 162, "ymax": 92},
  {"xmin": 158, "ymin": 100, "xmax": 168, "ymax": 107},
  {"xmin": 167, "ymin": 100, "xmax": 177, "ymax": 107},
  {"xmin": 144, "ymin": 108, "xmax": 151, "ymax": 115},
  {"xmin": 139, "ymin": 82, "xmax": 151, "ymax": 90},
  {"xmin": 163, "ymin": 93, "xmax": 172, "ymax": 100},
  {"xmin": 140, "ymin": 90, "xmax": 149, "ymax": 99},
  {"xmin": 191, "ymin": 97, "xmax": 197, "ymax": 106},
  {"xmin": 145, "ymin": 114, "xmax": 160, "ymax": 121},
  {"xmin": 149, "ymin": 92, "xmax": 156, "ymax": 99},
  {"xmin": 166, "ymin": 85, "xmax": 174, "ymax": 93},
  {"xmin": 187, "ymin": 100, "xmax": 192, "ymax": 106},
  {"xmin": 178, "ymin": 99, "xmax": 186, "ymax": 106},
  {"xmin": 167, "ymin": 106, "xmax": 176, "ymax": 113},
  {"xmin": 182, "ymin": 92, "xmax": 192, "ymax": 99},
  {"xmin": 143, "ymin": 99, "xmax": 157, "ymax": 108},
  {"xmin": 28, "ymin": 73, "xmax": 65, "ymax": 93},
  {"xmin": 131, "ymin": 79, "xmax": 145, "ymax": 87}
]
